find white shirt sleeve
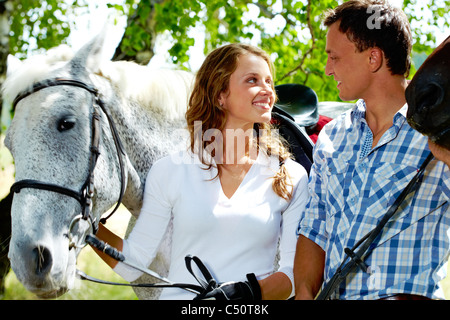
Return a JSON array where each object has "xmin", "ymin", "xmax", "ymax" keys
[{"xmin": 113, "ymin": 158, "xmax": 173, "ymax": 282}]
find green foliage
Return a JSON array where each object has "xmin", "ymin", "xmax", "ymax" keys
[
  {"xmin": 9, "ymin": 0, "xmax": 88, "ymax": 58},
  {"xmin": 258, "ymin": 0, "xmax": 340, "ymax": 101},
  {"xmin": 108, "ymin": 0, "xmax": 448, "ymax": 101},
  {"xmin": 7, "ymin": 0, "xmax": 450, "ymax": 100}
]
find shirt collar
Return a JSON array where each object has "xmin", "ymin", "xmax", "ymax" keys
[
  {"xmin": 396, "ymin": 103, "xmax": 408, "ymax": 120},
  {"xmin": 351, "ymin": 99, "xmax": 408, "ymax": 125},
  {"xmin": 351, "ymin": 99, "xmax": 366, "ymax": 121}
]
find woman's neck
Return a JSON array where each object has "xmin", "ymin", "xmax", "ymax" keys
[{"xmin": 222, "ymin": 124, "xmax": 258, "ymax": 165}]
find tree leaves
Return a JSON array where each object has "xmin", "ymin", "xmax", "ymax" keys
[
  {"xmin": 8, "ymin": 0, "xmax": 86, "ymax": 58},
  {"xmin": 5, "ymin": 0, "xmax": 450, "ymax": 101}
]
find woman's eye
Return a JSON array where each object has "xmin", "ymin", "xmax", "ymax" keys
[{"xmin": 57, "ymin": 117, "xmax": 76, "ymax": 132}]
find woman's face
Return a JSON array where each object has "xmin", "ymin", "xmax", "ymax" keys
[{"xmin": 219, "ymin": 53, "xmax": 275, "ymax": 131}]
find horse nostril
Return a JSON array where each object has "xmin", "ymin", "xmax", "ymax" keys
[{"xmin": 32, "ymin": 246, "xmax": 53, "ymax": 276}]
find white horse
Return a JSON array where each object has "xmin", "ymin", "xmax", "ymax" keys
[{"xmin": 3, "ymin": 32, "xmax": 193, "ymax": 299}]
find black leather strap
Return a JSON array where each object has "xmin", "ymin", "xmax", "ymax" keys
[
  {"xmin": 11, "ymin": 179, "xmax": 83, "ymax": 205},
  {"xmin": 12, "ymin": 79, "xmax": 98, "ymax": 109},
  {"xmin": 185, "ymin": 255, "xmax": 218, "ymax": 292},
  {"xmin": 246, "ymin": 273, "xmax": 262, "ymax": 300},
  {"xmin": 76, "ymin": 269, "xmax": 204, "ymax": 292},
  {"xmin": 81, "ymin": 235, "xmax": 205, "ymax": 293}
]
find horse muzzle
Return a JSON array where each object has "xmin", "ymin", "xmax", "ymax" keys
[{"xmin": 8, "ymin": 237, "xmax": 76, "ymax": 299}]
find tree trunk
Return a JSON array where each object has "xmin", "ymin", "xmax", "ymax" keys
[{"xmin": 111, "ymin": 1, "xmax": 159, "ymax": 64}]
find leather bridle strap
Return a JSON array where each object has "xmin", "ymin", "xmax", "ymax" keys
[
  {"xmin": 94, "ymin": 95, "xmax": 126, "ymax": 224},
  {"xmin": 11, "ymin": 180, "xmax": 83, "ymax": 204},
  {"xmin": 76, "ymin": 269, "xmax": 204, "ymax": 292},
  {"xmin": 81, "ymin": 234, "xmax": 207, "ymax": 294},
  {"xmin": 12, "ymin": 79, "xmax": 98, "ymax": 109}
]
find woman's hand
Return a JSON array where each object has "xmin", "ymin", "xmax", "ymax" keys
[{"xmin": 194, "ymin": 273, "xmax": 262, "ymax": 300}]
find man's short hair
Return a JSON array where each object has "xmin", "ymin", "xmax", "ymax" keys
[{"xmin": 324, "ymin": 0, "xmax": 412, "ymax": 77}]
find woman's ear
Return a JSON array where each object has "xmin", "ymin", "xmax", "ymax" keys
[
  {"xmin": 218, "ymin": 92, "xmax": 226, "ymax": 108},
  {"xmin": 368, "ymin": 47, "xmax": 383, "ymax": 73}
]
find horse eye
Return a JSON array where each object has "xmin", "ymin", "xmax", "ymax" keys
[{"xmin": 57, "ymin": 117, "xmax": 76, "ymax": 132}]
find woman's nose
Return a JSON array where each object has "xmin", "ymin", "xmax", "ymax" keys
[{"xmin": 262, "ymin": 83, "xmax": 274, "ymax": 95}]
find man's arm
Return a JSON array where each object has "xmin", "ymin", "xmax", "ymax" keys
[{"xmin": 293, "ymin": 235, "xmax": 325, "ymax": 300}]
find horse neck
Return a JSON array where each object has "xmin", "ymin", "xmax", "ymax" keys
[{"xmin": 100, "ymin": 86, "xmax": 186, "ymax": 216}]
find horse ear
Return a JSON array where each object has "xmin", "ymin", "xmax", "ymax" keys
[
  {"xmin": 69, "ymin": 27, "xmax": 108, "ymax": 76},
  {"xmin": 6, "ymin": 54, "xmax": 23, "ymax": 76}
]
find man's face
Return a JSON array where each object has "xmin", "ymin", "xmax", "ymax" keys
[{"xmin": 325, "ymin": 22, "xmax": 372, "ymax": 101}]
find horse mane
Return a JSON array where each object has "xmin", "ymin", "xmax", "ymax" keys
[
  {"xmin": 2, "ymin": 44, "xmax": 194, "ymax": 120},
  {"xmin": 2, "ymin": 45, "xmax": 75, "ymax": 104},
  {"xmin": 97, "ymin": 60, "xmax": 193, "ymax": 120}
]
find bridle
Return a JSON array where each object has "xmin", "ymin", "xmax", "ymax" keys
[{"xmin": 9, "ymin": 78, "xmax": 127, "ymax": 248}]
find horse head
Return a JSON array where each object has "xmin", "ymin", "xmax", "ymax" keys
[
  {"xmin": 406, "ymin": 36, "xmax": 450, "ymax": 149},
  {"xmin": 3, "ymin": 33, "xmax": 131, "ymax": 298}
]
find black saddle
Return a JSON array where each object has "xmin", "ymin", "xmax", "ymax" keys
[
  {"xmin": 275, "ymin": 84, "xmax": 319, "ymax": 128},
  {"xmin": 272, "ymin": 105, "xmax": 314, "ymax": 175},
  {"xmin": 271, "ymin": 84, "xmax": 316, "ymax": 174}
]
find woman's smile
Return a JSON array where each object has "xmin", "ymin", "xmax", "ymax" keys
[{"xmin": 253, "ymin": 99, "xmax": 272, "ymax": 110}]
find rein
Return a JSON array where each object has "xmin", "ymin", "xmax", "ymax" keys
[
  {"xmin": 79, "ymin": 234, "xmax": 218, "ymax": 296},
  {"xmin": 10, "ymin": 78, "xmax": 127, "ymax": 244}
]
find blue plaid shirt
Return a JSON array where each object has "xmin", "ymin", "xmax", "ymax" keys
[{"xmin": 297, "ymin": 100, "xmax": 450, "ymax": 300}]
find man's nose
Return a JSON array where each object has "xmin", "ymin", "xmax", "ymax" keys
[{"xmin": 325, "ymin": 59, "xmax": 334, "ymax": 76}]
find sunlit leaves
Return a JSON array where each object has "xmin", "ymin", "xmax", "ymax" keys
[
  {"xmin": 8, "ymin": 0, "xmax": 450, "ymax": 101},
  {"xmin": 9, "ymin": 0, "xmax": 88, "ymax": 58}
]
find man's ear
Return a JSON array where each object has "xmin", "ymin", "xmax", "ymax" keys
[{"xmin": 368, "ymin": 47, "xmax": 383, "ymax": 73}]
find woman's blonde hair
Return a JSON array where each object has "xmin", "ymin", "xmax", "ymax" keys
[{"xmin": 186, "ymin": 43, "xmax": 294, "ymax": 200}]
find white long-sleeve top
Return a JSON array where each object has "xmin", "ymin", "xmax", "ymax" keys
[{"xmin": 114, "ymin": 150, "xmax": 308, "ymax": 299}]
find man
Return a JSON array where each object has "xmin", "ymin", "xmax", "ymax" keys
[{"xmin": 294, "ymin": 0, "xmax": 450, "ymax": 300}]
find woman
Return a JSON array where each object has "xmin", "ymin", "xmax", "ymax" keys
[{"xmin": 94, "ymin": 43, "xmax": 309, "ymax": 300}]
